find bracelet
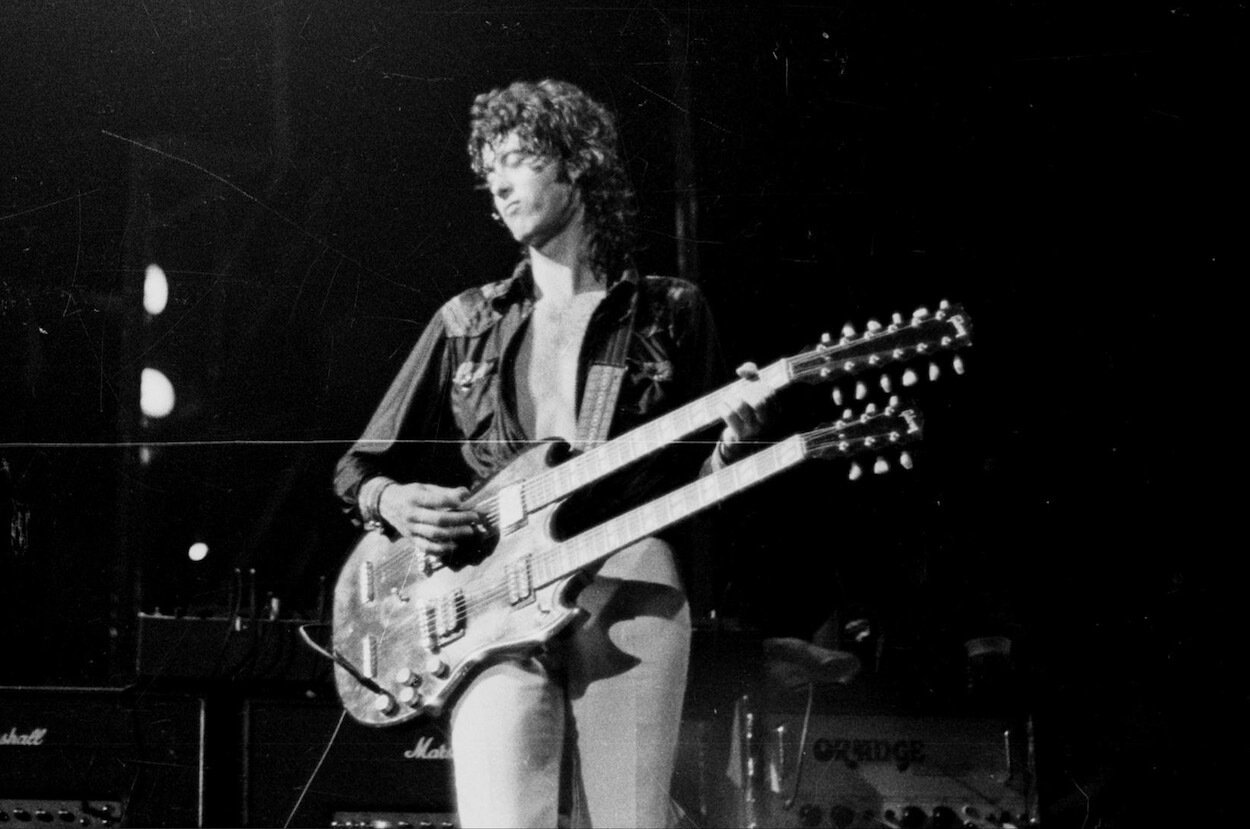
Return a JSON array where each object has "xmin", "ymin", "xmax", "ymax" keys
[{"xmin": 361, "ymin": 476, "xmax": 397, "ymax": 529}]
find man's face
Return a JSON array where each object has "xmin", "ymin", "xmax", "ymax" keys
[{"xmin": 481, "ymin": 131, "xmax": 581, "ymax": 248}]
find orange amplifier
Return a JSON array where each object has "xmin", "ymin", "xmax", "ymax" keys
[{"xmin": 755, "ymin": 712, "xmax": 1037, "ymax": 829}]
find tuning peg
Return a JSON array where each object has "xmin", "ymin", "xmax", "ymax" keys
[
  {"xmin": 819, "ymin": 332, "xmax": 833, "ymax": 348},
  {"xmin": 887, "ymin": 395, "xmax": 900, "ymax": 410},
  {"xmin": 899, "ymin": 451, "xmax": 914, "ymax": 470},
  {"xmin": 939, "ymin": 299, "xmax": 950, "ymax": 310},
  {"xmin": 855, "ymin": 380, "xmax": 868, "ymax": 400},
  {"xmin": 891, "ymin": 312, "xmax": 904, "ymax": 328},
  {"xmin": 953, "ymin": 354, "xmax": 966, "ymax": 375},
  {"xmin": 865, "ymin": 319, "xmax": 882, "ymax": 335},
  {"xmin": 879, "ymin": 374, "xmax": 893, "ymax": 393},
  {"xmin": 841, "ymin": 322, "xmax": 856, "ymax": 342},
  {"xmin": 831, "ymin": 386, "xmax": 844, "ymax": 406},
  {"xmin": 929, "ymin": 362, "xmax": 941, "ymax": 381},
  {"xmin": 873, "ymin": 456, "xmax": 889, "ymax": 474},
  {"xmin": 902, "ymin": 368, "xmax": 918, "ymax": 387},
  {"xmin": 863, "ymin": 402, "xmax": 879, "ymax": 415},
  {"xmin": 912, "ymin": 306, "xmax": 931, "ymax": 321},
  {"xmin": 848, "ymin": 462, "xmax": 864, "ymax": 481},
  {"xmin": 842, "ymin": 408, "xmax": 854, "ymax": 421}
]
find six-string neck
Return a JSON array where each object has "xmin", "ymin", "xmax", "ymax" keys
[{"xmin": 526, "ymin": 431, "xmax": 807, "ymax": 588}]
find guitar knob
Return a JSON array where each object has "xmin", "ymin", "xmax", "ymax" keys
[
  {"xmin": 848, "ymin": 462, "xmax": 863, "ymax": 481},
  {"xmin": 900, "ymin": 451, "xmax": 914, "ymax": 470},
  {"xmin": 953, "ymin": 354, "xmax": 966, "ymax": 375},
  {"xmin": 831, "ymin": 386, "xmax": 843, "ymax": 406},
  {"xmin": 372, "ymin": 693, "xmax": 399, "ymax": 717},
  {"xmin": 929, "ymin": 361, "xmax": 941, "ymax": 381},
  {"xmin": 854, "ymin": 380, "xmax": 867, "ymax": 400},
  {"xmin": 902, "ymin": 368, "xmax": 918, "ymax": 387},
  {"xmin": 397, "ymin": 685, "xmax": 423, "ymax": 707},
  {"xmin": 879, "ymin": 374, "xmax": 893, "ymax": 393},
  {"xmin": 395, "ymin": 667, "xmax": 421, "ymax": 687},
  {"xmin": 873, "ymin": 456, "xmax": 889, "ymax": 474},
  {"xmin": 425, "ymin": 655, "xmax": 450, "ymax": 678}
]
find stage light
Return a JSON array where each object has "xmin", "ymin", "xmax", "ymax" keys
[
  {"xmin": 188, "ymin": 542, "xmax": 209, "ymax": 562},
  {"xmin": 140, "ymin": 367, "xmax": 176, "ymax": 418},
  {"xmin": 143, "ymin": 263, "xmax": 169, "ymax": 315}
]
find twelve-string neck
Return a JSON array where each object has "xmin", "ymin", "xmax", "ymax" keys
[{"xmin": 515, "ymin": 359, "xmax": 792, "ymax": 511}]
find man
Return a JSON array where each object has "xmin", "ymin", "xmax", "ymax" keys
[{"xmin": 334, "ymin": 79, "xmax": 769, "ymax": 828}]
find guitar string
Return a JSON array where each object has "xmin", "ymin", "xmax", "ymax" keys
[
  {"xmin": 368, "ymin": 320, "xmax": 954, "ymax": 580},
  {"xmin": 368, "ymin": 434, "xmax": 824, "ymax": 633},
  {"xmin": 349, "ymin": 331, "xmax": 934, "ymax": 678}
]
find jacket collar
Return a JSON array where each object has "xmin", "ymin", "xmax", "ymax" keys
[{"xmin": 490, "ymin": 257, "xmax": 639, "ymax": 323}]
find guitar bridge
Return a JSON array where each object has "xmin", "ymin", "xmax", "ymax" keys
[
  {"xmin": 416, "ymin": 590, "xmax": 467, "ymax": 649},
  {"xmin": 358, "ymin": 560, "xmax": 375, "ymax": 604},
  {"xmin": 361, "ymin": 634, "xmax": 377, "ymax": 679}
]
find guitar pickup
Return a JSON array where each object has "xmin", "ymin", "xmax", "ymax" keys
[
  {"xmin": 504, "ymin": 556, "xmax": 535, "ymax": 606},
  {"xmin": 497, "ymin": 483, "xmax": 527, "ymax": 534}
]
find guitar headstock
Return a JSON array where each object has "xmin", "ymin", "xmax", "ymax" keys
[
  {"xmin": 800, "ymin": 401, "xmax": 924, "ymax": 480},
  {"xmin": 787, "ymin": 300, "xmax": 972, "ymax": 404}
]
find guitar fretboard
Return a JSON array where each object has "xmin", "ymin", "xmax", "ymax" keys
[
  {"xmin": 530, "ymin": 432, "xmax": 807, "ymax": 587},
  {"xmin": 514, "ymin": 360, "xmax": 792, "ymax": 515}
]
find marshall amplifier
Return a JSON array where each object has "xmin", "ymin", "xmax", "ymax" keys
[
  {"xmin": 761, "ymin": 713, "xmax": 1037, "ymax": 828},
  {"xmin": 0, "ymin": 685, "xmax": 204, "ymax": 827},
  {"xmin": 242, "ymin": 695, "xmax": 455, "ymax": 828}
]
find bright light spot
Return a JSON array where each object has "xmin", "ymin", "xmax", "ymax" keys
[
  {"xmin": 139, "ymin": 445, "xmax": 154, "ymax": 466},
  {"xmin": 140, "ymin": 368, "xmax": 176, "ymax": 418},
  {"xmin": 188, "ymin": 542, "xmax": 209, "ymax": 562},
  {"xmin": 143, "ymin": 263, "xmax": 169, "ymax": 315}
]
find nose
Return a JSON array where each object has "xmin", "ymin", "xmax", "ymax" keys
[{"xmin": 489, "ymin": 175, "xmax": 512, "ymax": 202}]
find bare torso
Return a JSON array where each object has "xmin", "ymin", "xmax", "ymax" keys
[{"xmin": 515, "ymin": 290, "xmax": 605, "ymax": 442}]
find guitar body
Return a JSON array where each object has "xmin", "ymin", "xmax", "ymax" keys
[{"xmin": 332, "ymin": 442, "xmax": 587, "ymax": 727}]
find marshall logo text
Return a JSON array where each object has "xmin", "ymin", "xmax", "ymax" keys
[
  {"xmin": 404, "ymin": 736, "xmax": 453, "ymax": 760},
  {"xmin": 1, "ymin": 727, "xmax": 47, "ymax": 746}
]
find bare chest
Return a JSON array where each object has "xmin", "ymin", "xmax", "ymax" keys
[{"xmin": 518, "ymin": 294, "xmax": 604, "ymax": 441}]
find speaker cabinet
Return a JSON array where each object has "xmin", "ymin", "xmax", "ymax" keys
[
  {"xmin": 0, "ymin": 686, "xmax": 204, "ymax": 827},
  {"xmin": 242, "ymin": 696, "xmax": 455, "ymax": 828}
]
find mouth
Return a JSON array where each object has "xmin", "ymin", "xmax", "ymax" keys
[{"xmin": 501, "ymin": 201, "xmax": 521, "ymax": 217}]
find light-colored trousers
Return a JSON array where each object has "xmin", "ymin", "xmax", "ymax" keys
[{"xmin": 449, "ymin": 539, "xmax": 692, "ymax": 828}]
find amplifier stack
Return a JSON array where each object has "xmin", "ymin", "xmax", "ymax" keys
[{"xmin": 0, "ymin": 686, "xmax": 204, "ymax": 827}]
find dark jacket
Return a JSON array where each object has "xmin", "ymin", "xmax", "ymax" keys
[{"xmin": 334, "ymin": 261, "xmax": 728, "ymax": 534}]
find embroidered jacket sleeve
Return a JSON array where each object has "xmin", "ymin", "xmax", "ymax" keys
[{"xmin": 332, "ymin": 310, "xmax": 459, "ymax": 526}]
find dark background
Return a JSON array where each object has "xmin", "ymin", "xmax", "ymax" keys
[{"xmin": 2, "ymin": 1, "xmax": 1241, "ymax": 826}]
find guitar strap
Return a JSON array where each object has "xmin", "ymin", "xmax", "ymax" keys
[{"xmin": 573, "ymin": 285, "xmax": 638, "ymax": 451}]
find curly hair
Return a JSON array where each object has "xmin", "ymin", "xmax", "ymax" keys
[{"xmin": 468, "ymin": 79, "xmax": 638, "ymax": 279}]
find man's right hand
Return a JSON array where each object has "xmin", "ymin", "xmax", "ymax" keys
[{"xmin": 379, "ymin": 482, "xmax": 482, "ymax": 558}]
